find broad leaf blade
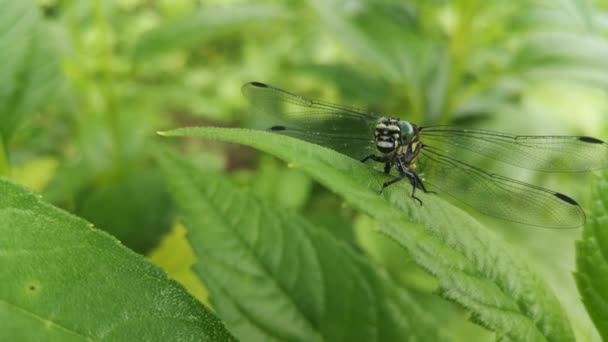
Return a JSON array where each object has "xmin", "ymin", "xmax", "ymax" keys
[
  {"xmin": 160, "ymin": 127, "xmax": 575, "ymax": 341},
  {"xmin": 0, "ymin": 178, "xmax": 235, "ymax": 341},
  {"xmin": 576, "ymin": 170, "xmax": 608, "ymax": 340},
  {"xmin": 158, "ymin": 147, "xmax": 450, "ymax": 342}
]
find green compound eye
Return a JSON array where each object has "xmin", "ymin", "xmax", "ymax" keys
[{"xmin": 398, "ymin": 121, "xmax": 415, "ymax": 144}]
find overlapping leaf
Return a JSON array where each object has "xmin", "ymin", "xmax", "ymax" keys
[
  {"xmin": 160, "ymin": 127, "xmax": 575, "ymax": 341},
  {"xmin": 158, "ymin": 147, "xmax": 448, "ymax": 342}
]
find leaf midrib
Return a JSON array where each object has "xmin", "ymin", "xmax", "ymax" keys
[{"xmin": 186, "ymin": 172, "xmax": 323, "ymax": 341}]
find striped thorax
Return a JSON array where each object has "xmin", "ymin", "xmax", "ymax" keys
[{"xmin": 374, "ymin": 117, "xmax": 416, "ymax": 155}]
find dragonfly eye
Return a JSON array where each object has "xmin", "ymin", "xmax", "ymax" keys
[{"xmin": 398, "ymin": 121, "xmax": 415, "ymax": 144}]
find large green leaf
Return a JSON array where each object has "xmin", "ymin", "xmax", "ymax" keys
[
  {"xmin": 0, "ymin": 178, "xmax": 235, "ymax": 341},
  {"xmin": 157, "ymin": 147, "xmax": 449, "ymax": 342},
  {"xmin": 160, "ymin": 127, "xmax": 575, "ymax": 341},
  {"xmin": 576, "ymin": 170, "xmax": 608, "ymax": 340},
  {"xmin": 0, "ymin": 0, "xmax": 63, "ymax": 143}
]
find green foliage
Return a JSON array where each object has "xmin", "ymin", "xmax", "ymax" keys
[
  {"xmin": 576, "ymin": 170, "xmax": 608, "ymax": 340},
  {"xmin": 134, "ymin": 5, "xmax": 287, "ymax": 60},
  {"xmin": 0, "ymin": 178, "xmax": 234, "ymax": 341},
  {"xmin": 2, "ymin": 0, "xmax": 608, "ymax": 340},
  {"xmin": 0, "ymin": 0, "xmax": 63, "ymax": 144},
  {"xmin": 160, "ymin": 127, "xmax": 575, "ymax": 341},
  {"xmin": 158, "ymin": 147, "xmax": 450, "ymax": 342},
  {"xmin": 75, "ymin": 168, "xmax": 174, "ymax": 254}
]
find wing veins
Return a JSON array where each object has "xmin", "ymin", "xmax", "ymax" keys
[{"xmin": 419, "ymin": 146, "xmax": 584, "ymax": 228}]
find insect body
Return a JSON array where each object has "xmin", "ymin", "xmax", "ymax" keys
[
  {"xmin": 243, "ymin": 81, "xmax": 608, "ymax": 229},
  {"xmin": 362, "ymin": 118, "xmax": 429, "ymax": 204}
]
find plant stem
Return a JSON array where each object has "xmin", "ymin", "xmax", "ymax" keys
[{"xmin": 0, "ymin": 135, "xmax": 10, "ymax": 177}]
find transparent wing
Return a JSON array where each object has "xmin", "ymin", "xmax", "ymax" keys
[
  {"xmin": 242, "ymin": 82, "xmax": 378, "ymax": 160},
  {"xmin": 420, "ymin": 126, "xmax": 608, "ymax": 172},
  {"xmin": 418, "ymin": 146, "xmax": 586, "ymax": 228}
]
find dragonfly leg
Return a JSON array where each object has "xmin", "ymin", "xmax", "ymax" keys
[
  {"xmin": 410, "ymin": 183, "xmax": 423, "ymax": 205},
  {"xmin": 361, "ymin": 154, "xmax": 386, "ymax": 163},
  {"xmin": 406, "ymin": 172, "xmax": 423, "ymax": 206},
  {"xmin": 397, "ymin": 159, "xmax": 425, "ymax": 205},
  {"xmin": 362, "ymin": 154, "xmax": 393, "ymax": 175},
  {"xmin": 379, "ymin": 166, "xmax": 425, "ymax": 205},
  {"xmin": 379, "ymin": 175, "xmax": 407, "ymax": 194},
  {"xmin": 414, "ymin": 172, "xmax": 435, "ymax": 194},
  {"xmin": 384, "ymin": 162, "xmax": 393, "ymax": 174}
]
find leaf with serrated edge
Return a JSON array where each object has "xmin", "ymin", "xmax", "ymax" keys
[
  {"xmin": 158, "ymin": 147, "xmax": 451, "ymax": 342},
  {"xmin": 0, "ymin": 178, "xmax": 235, "ymax": 341},
  {"xmin": 160, "ymin": 127, "xmax": 575, "ymax": 341},
  {"xmin": 576, "ymin": 170, "xmax": 608, "ymax": 340}
]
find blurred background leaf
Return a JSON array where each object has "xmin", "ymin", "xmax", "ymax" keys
[
  {"xmin": 0, "ymin": 0, "xmax": 64, "ymax": 146},
  {"xmin": 134, "ymin": 4, "xmax": 287, "ymax": 60}
]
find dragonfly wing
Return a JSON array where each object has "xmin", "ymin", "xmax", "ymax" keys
[
  {"xmin": 420, "ymin": 126, "xmax": 608, "ymax": 172},
  {"xmin": 418, "ymin": 146, "xmax": 586, "ymax": 228},
  {"xmin": 269, "ymin": 125, "xmax": 377, "ymax": 161},
  {"xmin": 243, "ymin": 82, "xmax": 378, "ymax": 160}
]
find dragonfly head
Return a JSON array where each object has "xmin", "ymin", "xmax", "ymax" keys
[{"xmin": 374, "ymin": 118, "xmax": 415, "ymax": 154}]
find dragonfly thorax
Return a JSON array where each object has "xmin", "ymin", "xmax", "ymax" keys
[{"xmin": 374, "ymin": 118, "xmax": 415, "ymax": 154}]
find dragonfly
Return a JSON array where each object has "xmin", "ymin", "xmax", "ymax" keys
[{"xmin": 242, "ymin": 81, "xmax": 608, "ymax": 228}]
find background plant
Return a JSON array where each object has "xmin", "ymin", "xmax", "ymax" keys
[{"xmin": 1, "ymin": 0, "xmax": 608, "ymax": 340}]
